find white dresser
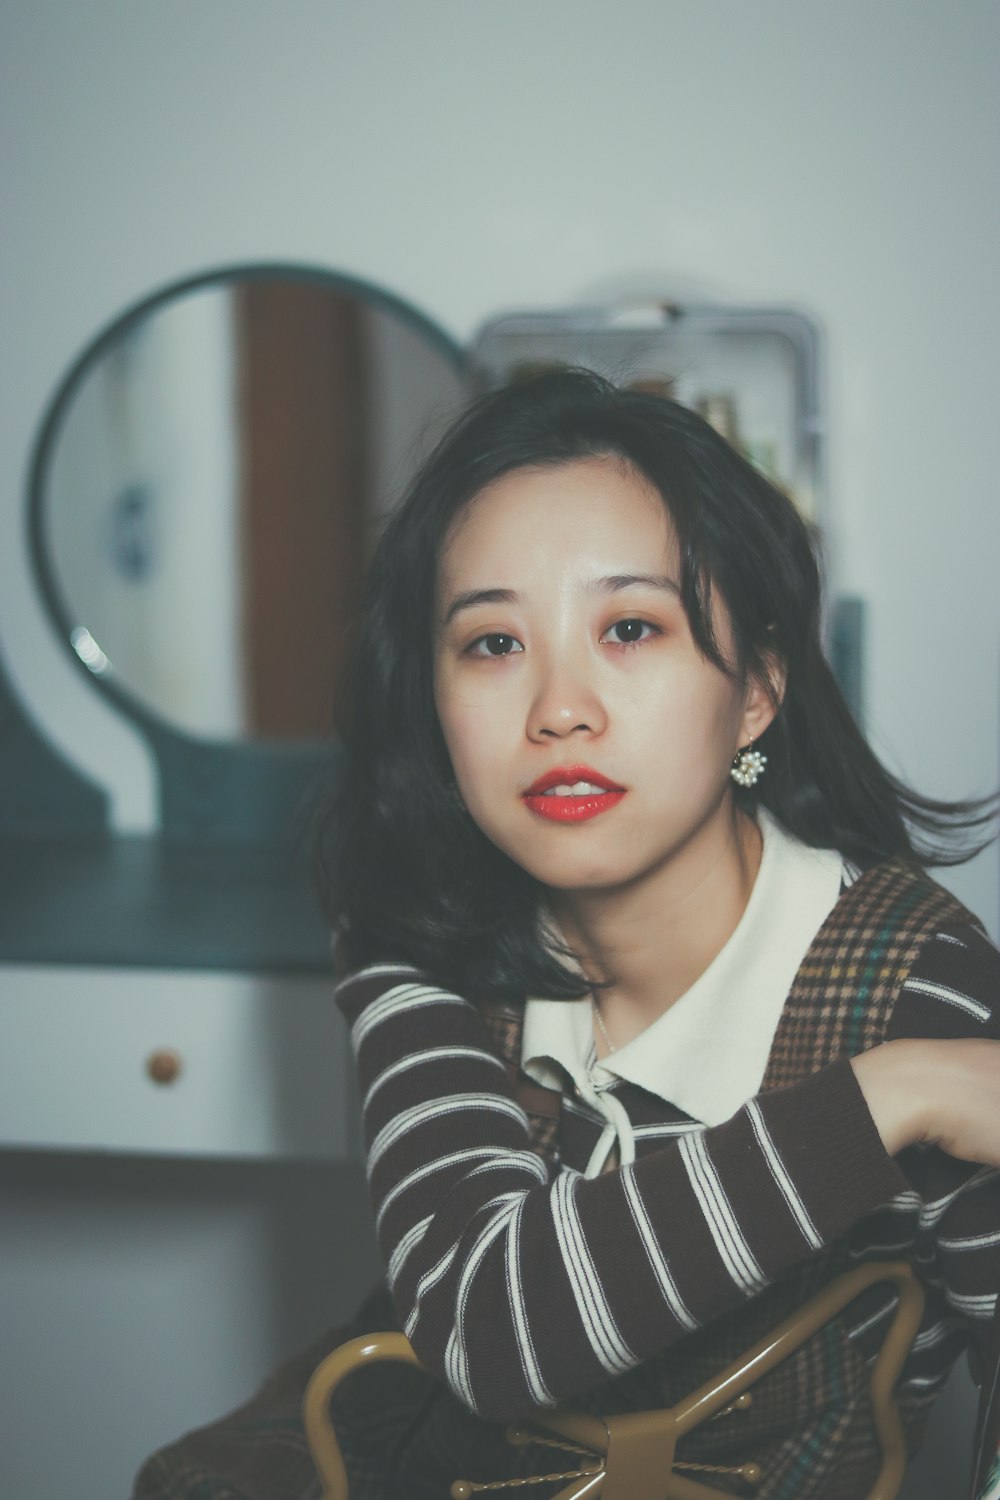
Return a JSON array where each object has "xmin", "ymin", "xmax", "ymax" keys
[{"xmin": 0, "ymin": 963, "xmax": 355, "ymax": 1160}]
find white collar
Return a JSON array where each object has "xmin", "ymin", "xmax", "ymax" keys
[{"xmin": 522, "ymin": 811, "xmax": 845, "ymax": 1128}]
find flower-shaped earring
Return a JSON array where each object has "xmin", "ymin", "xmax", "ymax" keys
[{"xmin": 730, "ymin": 739, "xmax": 768, "ymax": 788}]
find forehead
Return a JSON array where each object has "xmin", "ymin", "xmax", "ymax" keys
[{"xmin": 438, "ymin": 456, "xmax": 677, "ymax": 584}]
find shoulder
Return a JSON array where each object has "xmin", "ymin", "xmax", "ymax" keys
[
  {"xmin": 840, "ymin": 862, "xmax": 999, "ymax": 1041},
  {"xmin": 834, "ymin": 856, "xmax": 978, "ymax": 933},
  {"xmin": 334, "ymin": 961, "xmax": 428, "ymax": 1025},
  {"xmin": 334, "ymin": 962, "xmax": 475, "ymax": 1023},
  {"xmin": 785, "ymin": 857, "xmax": 994, "ymax": 1056},
  {"xmin": 334, "ymin": 960, "xmax": 514, "ymax": 1061},
  {"xmin": 887, "ymin": 916, "xmax": 1000, "ymax": 1042}
]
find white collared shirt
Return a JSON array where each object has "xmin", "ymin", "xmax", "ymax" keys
[{"xmin": 521, "ymin": 810, "xmax": 848, "ymax": 1177}]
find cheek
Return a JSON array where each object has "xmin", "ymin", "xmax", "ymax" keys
[
  {"xmin": 433, "ymin": 690, "xmax": 464, "ymax": 780},
  {"xmin": 641, "ymin": 670, "xmax": 745, "ymax": 765},
  {"xmin": 701, "ymin": 693, "xmax": 747, "ymax": 767},
  {"xmin": 434, "ymin": 681, "xmax": 503, "ymax": 793},
  {"xmin": 450, "ymin": 728, "xmax": 506, "ymax": 798},
  {"xmin": 433, "ymin": 662, "xmax": 467, "ymax": 752}
]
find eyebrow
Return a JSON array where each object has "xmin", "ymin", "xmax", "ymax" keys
[
  {"xmin": 442, "ymin": 588, "xmax": 518, "ymax": 626},
  {"xmin": 592, "ymin": 573, "xmax": 681, "ymax": 598},
  {"xmin": 441, "ymin": 574, "xmax": 681, "ymax": 626}
]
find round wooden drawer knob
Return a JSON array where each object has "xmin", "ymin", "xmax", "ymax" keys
[{"xmin": 146, "ymin": 1048, "xmax": 183, "ymax": 1085}]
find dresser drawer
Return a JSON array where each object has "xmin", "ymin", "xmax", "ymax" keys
[{"xmin": 0, "ymin": 965, "xmax": 357, "ymax": 1159}]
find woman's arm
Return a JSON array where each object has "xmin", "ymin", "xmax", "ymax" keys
[
  {"xmin": 337, "ymin": 964, "xmax": 916, "ymax": 1422},
  {"xmin": 852, "ymin": 921, "xmax": 1000, "ymax": 1163},
  {"xmin": 853, "ymin": 1036, "xmax": 1000, "ymax": 1163},
  {"xmin": 854, "ymin": 923, "xmax": 1000, "ymax": 1379}
]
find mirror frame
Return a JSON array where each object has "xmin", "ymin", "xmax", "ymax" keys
[{"xmin": 26, "ymin": 262, "xmax": 467, "ymax": 846}]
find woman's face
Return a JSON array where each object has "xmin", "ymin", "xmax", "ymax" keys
[{"xmin": 433, "ymin": 455, "xmax": 777, "ymax": 900}]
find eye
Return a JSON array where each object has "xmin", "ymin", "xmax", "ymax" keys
[
  {"xmin": 602, "ymin": 618, "xmax": 659, "ymax": 648},
  {"xmin": 467, "ymin": 632, "xmax": 524, "ymax": 658}
]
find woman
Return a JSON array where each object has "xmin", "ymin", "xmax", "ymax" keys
[{"xmin": 137, "ymin": 371, "xmax": 1000, "ymax": 1499}]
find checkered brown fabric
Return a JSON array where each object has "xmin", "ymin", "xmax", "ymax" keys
[{"xmin": 766, "ymin": 858, "xmax": 974, "ymax": 1086}]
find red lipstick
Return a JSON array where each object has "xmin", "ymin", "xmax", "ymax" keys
[{"xmin": 522, "ymin": 765, "xmax": 626, "ymax": 823}]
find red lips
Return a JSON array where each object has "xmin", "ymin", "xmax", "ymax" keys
[
  {"xmin": 522, "ymin": 765, "xmax": 626, "ymax": 823},
  {"xmin": 524, "ymin": 765, "xmax": 624, "ymax": 796}
]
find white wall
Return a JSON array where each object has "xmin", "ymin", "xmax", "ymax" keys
[{"xmin": 0, "ymin": 4, "xmax": 997, "ymax": 1496}]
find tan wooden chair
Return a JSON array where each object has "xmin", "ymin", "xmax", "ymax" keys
[{"xmin": 303, "ymin": 1260, "xmax": 924, "ymax": 1500}]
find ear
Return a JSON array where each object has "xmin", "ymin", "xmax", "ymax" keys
[{"xmin": 738, "ymin": 649, "xmax": 786, "ymax": 746}]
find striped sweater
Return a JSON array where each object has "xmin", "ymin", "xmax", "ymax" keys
[{"xmin": 335, "ymin": 860, "xmax": 1000, "ymax": 1491}]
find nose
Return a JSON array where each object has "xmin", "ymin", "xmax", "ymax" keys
[{"xmin": 526, "ymin": 655, "xmax": 608, "ymax": 742}]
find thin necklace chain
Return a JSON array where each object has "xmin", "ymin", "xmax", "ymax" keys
[{"xmin": 591, "ymin": 996, "xmax": 616, "ymax": 1054}]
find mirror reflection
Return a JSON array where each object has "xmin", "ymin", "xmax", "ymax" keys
[{"xmin": 35, "ymin": 272, "xmax": 467, "ymax": 741}]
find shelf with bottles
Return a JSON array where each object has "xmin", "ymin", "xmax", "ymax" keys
[{"xmin": 469, "ymin": 303, "xmax": 823, "ymax": 526}]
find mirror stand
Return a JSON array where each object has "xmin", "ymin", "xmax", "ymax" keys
[{"xmin": 0, "ymin": 649, "xmax": 338, "ymax": 973}]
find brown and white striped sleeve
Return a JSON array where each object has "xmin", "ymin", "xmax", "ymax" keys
[
  {"xmin": 336, "ymin": 963, "xmax": 909, "ymax": 1422},
  {"xmin": 887, "ymin": 922, "xmax": 1000, "ymax": 1375}
]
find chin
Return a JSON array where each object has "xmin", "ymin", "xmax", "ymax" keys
[
  {"xmin": 532, "ymin": 860, "xmax": 636, "ymax": 894},
  {"xmin": 482, "ymin": 822, "xmax": 638, "ymax": 892}
]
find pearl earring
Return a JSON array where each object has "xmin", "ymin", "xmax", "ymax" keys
[{"xmin": 730, "ymin": 739, "xmax": 767, "ymax": 788}]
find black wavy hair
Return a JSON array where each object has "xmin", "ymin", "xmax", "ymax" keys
[{"xmin": 319, "ymin": 369, "xmax": 994, "ymax": 1001}]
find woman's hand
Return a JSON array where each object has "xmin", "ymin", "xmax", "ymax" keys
[{"xmin": 852, "ymin": 1038, "xmax": 1000, "ymax": 1165}]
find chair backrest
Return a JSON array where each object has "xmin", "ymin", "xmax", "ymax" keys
[{"xmin": 303, "ymin": 1260, "xmax": 925, "ymax": 1500}]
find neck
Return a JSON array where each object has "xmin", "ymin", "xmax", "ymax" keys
[{"xmin": 549, "ymin": 805, "xmax": 763, "ymax": 1046}]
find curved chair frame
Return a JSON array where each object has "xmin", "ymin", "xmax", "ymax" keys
[{"xmin": 304, "ymin": 1260, "xmax": 924, "ymax": 1500}]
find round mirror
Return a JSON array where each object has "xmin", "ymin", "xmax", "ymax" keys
[{"xmin": 29, "ymin": 265, "xmax": 468, "ymax": 743}]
